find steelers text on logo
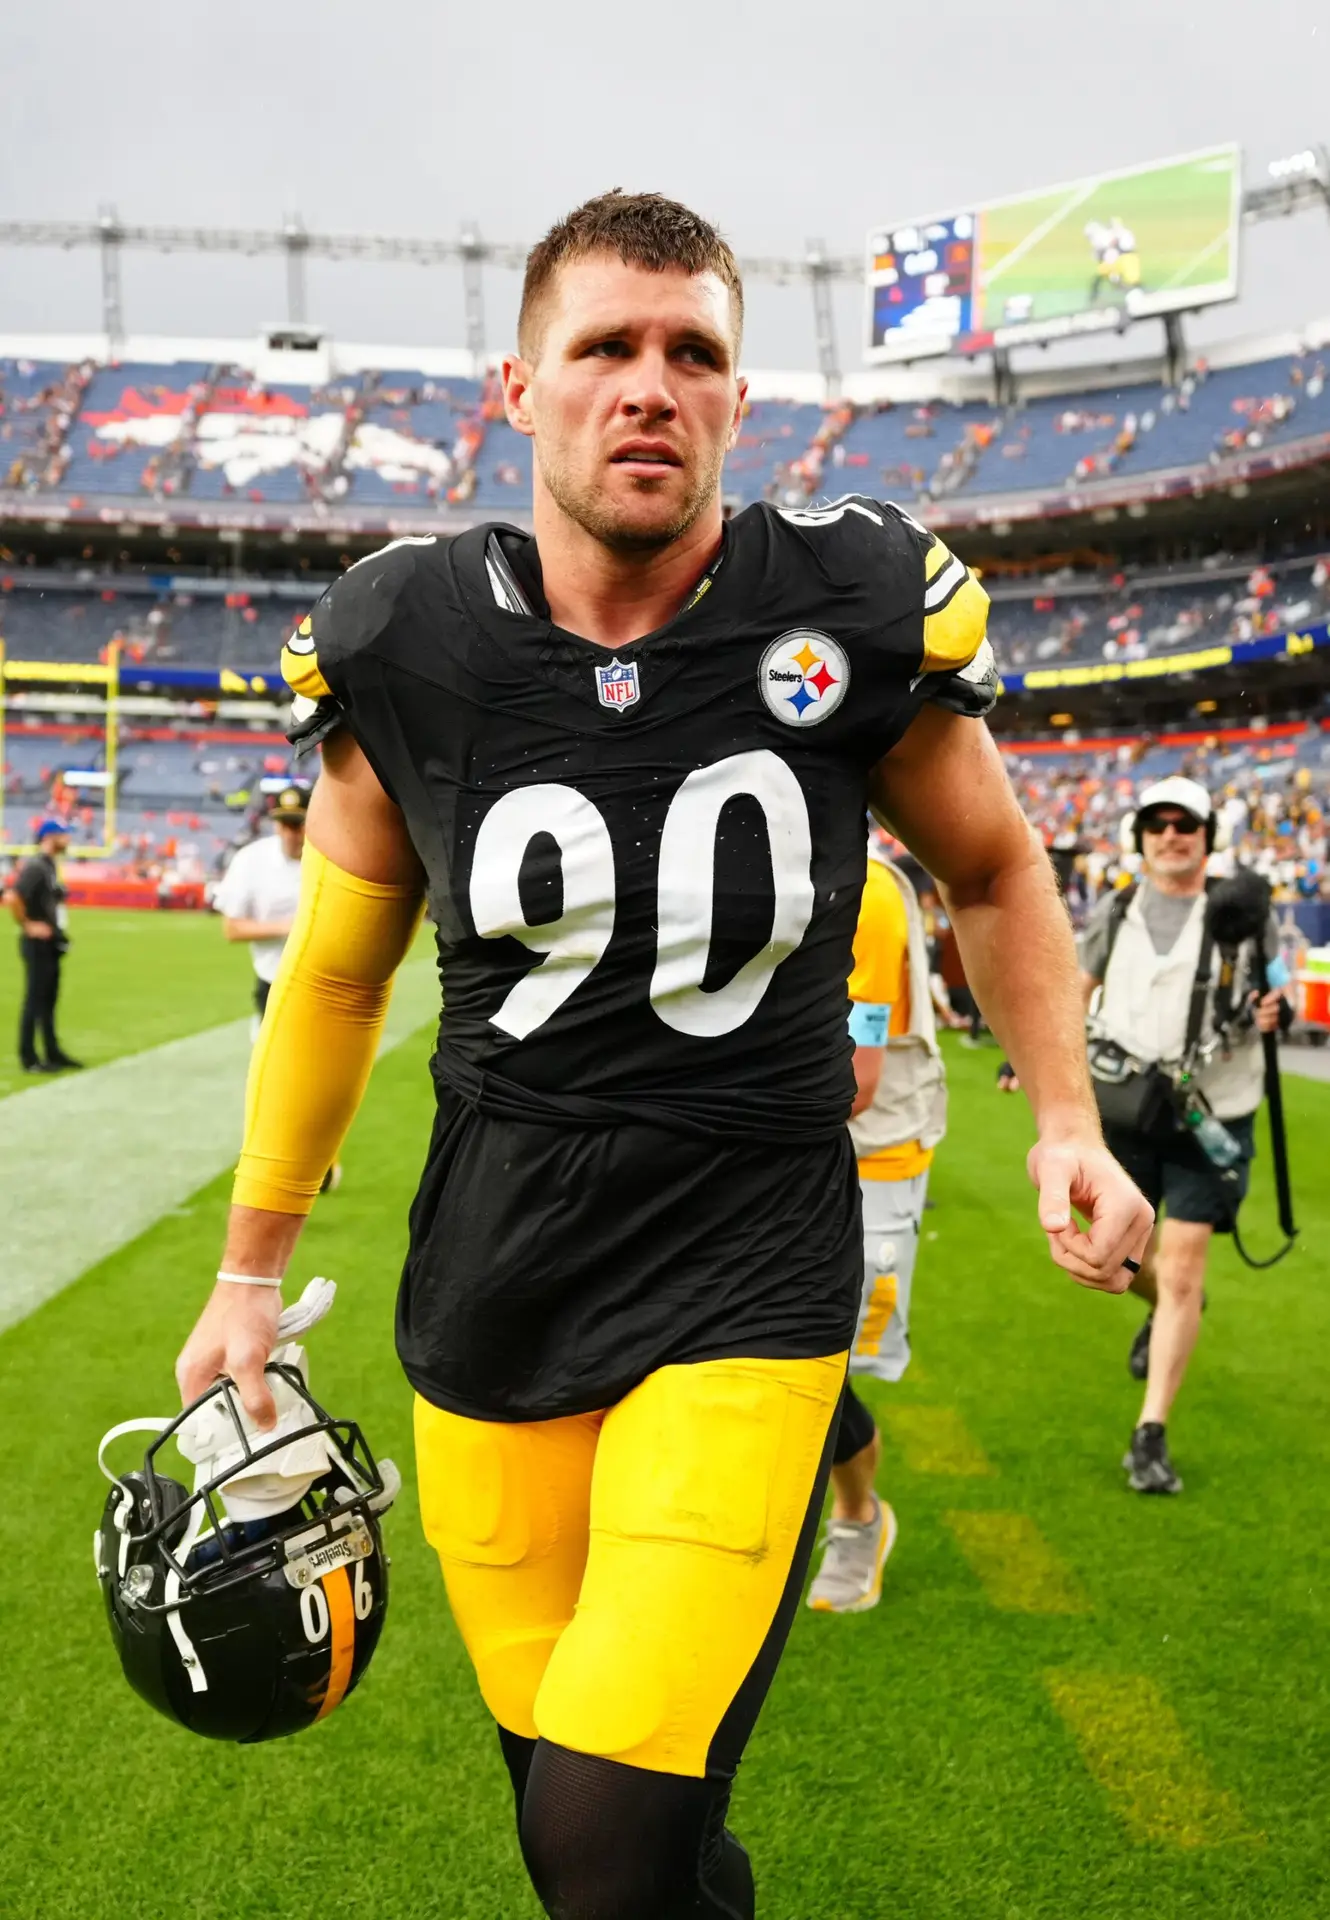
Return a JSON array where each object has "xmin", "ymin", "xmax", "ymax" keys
[{"xmin": 759, "ymin": 630, "xmax": 850, "ymax": 727}]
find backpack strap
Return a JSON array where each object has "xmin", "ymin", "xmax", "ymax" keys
[
  {"xmin": 1183, "ymin": 904, "xmax": 1218, "ymax": 1064},
  {"xmin": 1101, "ymin": 883, "xmax": 1136, "ymax": 969}
]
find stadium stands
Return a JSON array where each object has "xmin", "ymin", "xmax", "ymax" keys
[
  {"xmin": 835, "ymin": 350, "xmax": 1330, "ymax": 504},
  {"xmin": 342, "ymin": 372, "xmax": 481, "ymax": 504},
  {"xmin": 4, "ymin": 550, "xmax": 1326, "ymax": 677},
  {"xmin": 61, "ymin": 361, "xmax": 212, "ymax": 496},
  {"xmin": 0, "ymin": 579, "xmax": 303, "ymax": 669},
  {"xmin": 1002, "ymin": 720, "xmax": 1330, "ymax": 919},
  {"xmin": 978, "ymin": 351, "xmax": 1330, "ymax": 497},
  {"xmin": 0, "ymin": 357, "xmax": 92, "ymax": 491},
  {"xmin": 986, "ymin": 553, "xmax": 1330, "ymax": 673},
  {"xmin": 3, "ymin": 332, "xmax": 1328, "ymax": 518},
  {"xmin": 833, "ymin": 399, "xmax": 1005, "ymax": 499},
  {"xmin": 2, "ymin": 725, "xmax": 296, "ymax": 867},
  {"xmin": 725, "ymin": 401, "xmax": 827, "ymax": 505}
]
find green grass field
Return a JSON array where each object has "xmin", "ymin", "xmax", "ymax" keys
[
  {"xmin": 0, "ymin": 907, "xmax": 256, "ymax": 1099},
  {"xmin": 977, "ymin": 150, "xmax": 1239, "ymax": 329},
  {"xmin": 3, "ymin": 911, "xmax": 1327, "ymax": 1919}
]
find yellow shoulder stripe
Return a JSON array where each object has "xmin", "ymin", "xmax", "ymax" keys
[
  {"xmin": 921, "ymin": 536, "xmax": 989, "ymax": 673},
  {"xmin": 280, "ymin": 641, "xmax": 333, "ymax": 702}
]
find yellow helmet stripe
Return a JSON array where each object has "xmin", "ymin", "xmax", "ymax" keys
[{"xmin": 314, "ymin": 1563, "xmax": 357, "ymax": 1721}]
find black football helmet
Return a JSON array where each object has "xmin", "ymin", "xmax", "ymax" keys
[{"xmin": 96, "ymin": 1353, "xmax": 398, "ymax": 1743}]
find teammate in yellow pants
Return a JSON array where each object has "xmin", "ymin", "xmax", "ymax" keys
[{"xmin": 809, "ymin": 838, "xmax": 947, "ymax": 1614}]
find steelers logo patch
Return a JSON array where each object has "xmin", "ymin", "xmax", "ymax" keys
[{"xmin": 759, "ymin": 630, "xmax": 849, "ymax": 727}]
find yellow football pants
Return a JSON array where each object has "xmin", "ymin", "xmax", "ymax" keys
[{"xmin": 415, "ymin": 1352, "xmax": 846, "ymax": 1778}]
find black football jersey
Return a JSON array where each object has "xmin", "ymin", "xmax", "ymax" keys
[{"xmin": 283, "ymin": 497, "xmax": 989, "ymax": 1417}]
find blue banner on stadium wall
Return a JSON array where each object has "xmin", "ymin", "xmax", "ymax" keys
[
  {"xmin": 119, "ymin": 664, "xmax": 282, "ymax": 696},
  {"xmin": 998, "ymin": 621, "xmax": 1330, "ymax": 695},
  {"xmin": 95, "ymin": 618, "xmax": 1330, "ymax": 701}
]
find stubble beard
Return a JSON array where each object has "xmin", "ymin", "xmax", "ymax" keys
[
  {"xmin": 537, "ymin": 439, "xmax": 725, "ymax": 555},
  {"xmin": 1148, "ymin": 847, "xmax": 1206, "ymax": 887}
]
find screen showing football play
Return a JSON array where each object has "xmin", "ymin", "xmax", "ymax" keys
[{"xmin": 866, "ymin": 144, "xmax": 1242, "ymax": 360}]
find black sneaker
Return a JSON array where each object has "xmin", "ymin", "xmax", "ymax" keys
[
  {"xmin": 1128, "ymin": 1313, "xmax": 1154, "ymax": 1380},
  {"xmin": 1123, "ymin": 1422, "xmax": 1183, "ymax": 1495},
  {"xmin": 22, "ymin": 1060, "xmax": 60, "ymax": 1074},
  {"xmin": 48, "ymin": 1055, "xmax": 84, "ymax": 1070}
]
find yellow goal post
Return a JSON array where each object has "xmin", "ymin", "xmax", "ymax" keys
[{"xmin": 0, "ymin": 641, "xmax": 121, "ymax": 859}]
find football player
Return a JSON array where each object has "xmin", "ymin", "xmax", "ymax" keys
[
  {"xmin": 177, "ymin": 191, "xmax": 1153, "ymax": 1919},
  {"xmin": 807, "ymin": 835, "xmax": 944, "ymax": 1614}
]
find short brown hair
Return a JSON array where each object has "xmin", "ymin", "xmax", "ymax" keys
[{"xmin": 517, "ymin": 190, "xmax": 744, "ymax": 359}]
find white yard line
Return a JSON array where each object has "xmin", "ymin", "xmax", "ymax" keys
[
  {"xmin": 0, "ymin": 961, "xmax": 439, "ymax": 1335},
  {"xmin": 1157, "ymin": 227, "xmax": 1231, "ymax": 292},
  {"xmin": 982, "ymin": 179, "xmax": 1100, "ymax": 288}
]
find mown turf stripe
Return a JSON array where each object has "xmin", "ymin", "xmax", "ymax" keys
[
  {"xmin": 944, "ymin": 1511, "xmax": 1091, "ymax": 1614},
  {"xmin": 0, "ymin": 961, "xmax": 438, "ymax": 1335},
  {"xmin": 1045, "ymin": 1668, "xmax": 1262, "ymax": 1848},
  {"xmin": 881, "ymin": 1405, "xmax": 995, "ymax": 1476}
]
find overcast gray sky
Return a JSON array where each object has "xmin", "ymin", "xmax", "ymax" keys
[{"xmin": 4, "ymin": 0, "xmax": 1330, "ymax": 372}]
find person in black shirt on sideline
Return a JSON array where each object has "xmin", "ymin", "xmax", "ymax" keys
[{"xmin": 11, "ymin": 818, "xmax": 83, "ymax": 1075}]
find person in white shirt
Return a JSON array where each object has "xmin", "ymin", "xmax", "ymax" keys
[
  {"xmin": 214, "ymin": 783, "xmax": 341, "ymax": 1193},
  {"xmin": 214, "ymin": 786, "xmax": 309, "ymax": 1027}
]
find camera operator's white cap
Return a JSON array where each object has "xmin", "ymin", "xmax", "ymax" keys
[{"xmin": 1136, "ymin": 775, "xmax": 1213, "ymax": 822}]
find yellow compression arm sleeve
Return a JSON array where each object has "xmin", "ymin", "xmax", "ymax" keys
[{"xmin": 232, "ymin": 843, "xmax": 424, "ymax": 1215}]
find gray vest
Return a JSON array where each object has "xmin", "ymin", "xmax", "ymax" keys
[
  {"xmin": 849, "ymin": 853, "xmax": 948, "ymax": 1158},
  {"xmin": 1093, "ymin": 888, "xmax": 1264, "ymax": 1120}
]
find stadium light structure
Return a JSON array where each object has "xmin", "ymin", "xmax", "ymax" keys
[
  {"xmin": 0, "ymin": 213, "xmax": 858, "ymax": 385},
  {"xmin": 1245, "ymin": 146, "xmax": 1330, "ymax": 220},
  {"xmin": 1267, "ymin": 149, "xmax": 1323, "ymax": 181},
  {"xmin": 281, "ymin": 212, "xmax": 310, "ymax": 326},
  {"xmin": 1, "ymin": 152, "xmax": 1326, "ymax": 386},
  {"xmin": 98, "ymin": 204, "xmax": 125, "ymax": 359}
]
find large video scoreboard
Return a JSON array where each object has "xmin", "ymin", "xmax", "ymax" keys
[{"xmin": 866, "ymin": 145, "xmax": 1242, "ymax": 362}]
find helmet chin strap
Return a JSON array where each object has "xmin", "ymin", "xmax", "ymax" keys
[
  {"xmin": 96, "ymin": 1416, "xmax": 210, "ymax": 1691},
  {"xmin": 163, "ymin": 1539, "xmax": 209, "ymax": 1693}
]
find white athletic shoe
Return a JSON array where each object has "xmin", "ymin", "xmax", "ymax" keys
[{"xmin": 806, "ymin": 1497, "xmax": 898, "ymax": 1614}]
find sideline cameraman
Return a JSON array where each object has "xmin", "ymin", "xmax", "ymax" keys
[{"xmin": 1079, "ymin": 777, "xmax": 1289, "ymax": 1495}]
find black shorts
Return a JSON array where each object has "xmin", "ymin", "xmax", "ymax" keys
[
  {"xmin": 396, "ymin": 1083, "xmax": 863, "ymax": 1422},
  {"xmin": 1104, "ymin": 1112, "xmax": 1256, "ymax": 1231}
]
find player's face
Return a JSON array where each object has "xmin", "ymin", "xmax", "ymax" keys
[{"xmin": 505, "ymin": 258, "xmax": 745, "ymax": 553}]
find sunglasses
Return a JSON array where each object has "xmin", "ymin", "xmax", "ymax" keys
[{"xmin": 1140, "ymin": 811, "xmax": 1204, "ymax": 836}]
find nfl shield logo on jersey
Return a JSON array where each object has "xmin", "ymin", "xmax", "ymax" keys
[{"xmin": 596, "ymin": 658, "xmax": 641, "ymax": 710}]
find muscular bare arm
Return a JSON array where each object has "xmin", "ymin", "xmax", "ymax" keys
[
  {"xmin": 850, "ymin": 1044, "xmax": 885, "ymax": 1118},
  {"xmin": 176, "ymin": 734, "xmax": 423, "ymax": 1424},
  {"xmin": 222, "ymin": 914, "xmax": 295, "ymax": 943},
  {"xmin": 871, "ymin": 706, "xmax": 1152, "ymax": 1291}
]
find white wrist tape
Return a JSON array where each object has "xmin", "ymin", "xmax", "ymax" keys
[{"xmin": 216, "ymin": 1270, "xmax": 283, "ymax": 1289}]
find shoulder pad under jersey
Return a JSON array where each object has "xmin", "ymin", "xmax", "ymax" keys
[
  {"xmin": 914, "ymin": 636, "xmax": 1000, "ymax": 718},
  {"xmin": 281, "ymin": 535, "xmax": 439, "ymax": 753},
  {"xmin": 768, "ymin": 495, "xmax": 991, "ymax": 689}
]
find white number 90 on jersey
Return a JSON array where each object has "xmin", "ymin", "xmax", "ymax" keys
[{"xmin": 470, "ymin": 749, "xmax": 814, "ymax": 1042}]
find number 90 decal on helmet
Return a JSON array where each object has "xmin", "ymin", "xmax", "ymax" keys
[{"xmin": 94, "ymin": 1283, "xmax": 398, "ymax": 1743}]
